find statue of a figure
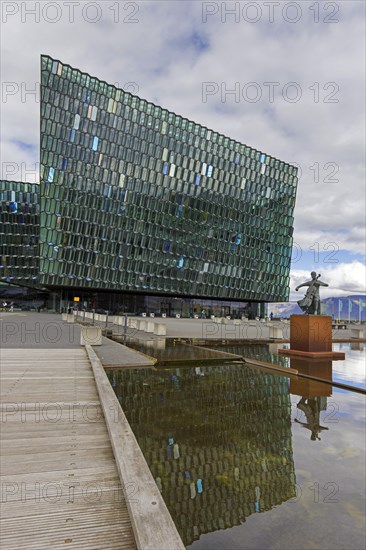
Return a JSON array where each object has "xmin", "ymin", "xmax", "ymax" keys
[{"xmin": 295, "ymin": 271, "xmax": 328, "ymax": 315}]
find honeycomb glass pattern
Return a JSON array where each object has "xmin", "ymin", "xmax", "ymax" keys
[
  {"xmin": 0, "ymin": 181, "xmax": 40, "ymax": 286},
  {"xmin": 108, "ymin": 363, "xmax": 296, "ymax": 547},
  {"xmin": 40, "ymin": 55, "xmax": 298, "ymax": 301}
]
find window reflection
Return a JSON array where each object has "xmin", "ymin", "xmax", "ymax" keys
[{"xmin": 109, "ymin": 362, "xmax": 296, "ymax": 547}]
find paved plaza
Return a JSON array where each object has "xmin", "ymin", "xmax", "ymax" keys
[
  {"xmin": 77, "ymin": 313, "xmax": 364, "ymax": 341},
  {"xmin": 1, "ymin": 313, "xmax": 363, "ymax": 350}
]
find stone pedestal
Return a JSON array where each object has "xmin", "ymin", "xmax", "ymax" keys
[
  {"xmin": 80, "ymin": 326, "xmax": 102, "ymax": 346},
  {"xmin": 350, "ymin": 328, "xmax": 363, "ymax": 339},
  {"xmin": 292, "ymin": 315, "xmax": 332, "ymax": 352},
  {"xmin": 153, "ymin": 323, "xmax": 166, "ymax": 336},
  {"xmin": 279, "ymin": 315, "xmax": 345, "ymax": 359},
  {"xmin": 268, "ymin": 325, "xmax": 283, "ymax": 339}
]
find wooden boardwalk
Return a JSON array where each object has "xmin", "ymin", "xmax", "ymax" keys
[{"xmin": 0, "ymin": 348, "xmax": 136, "ymax": 550}]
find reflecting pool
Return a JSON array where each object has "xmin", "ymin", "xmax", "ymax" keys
[
  {"xmin": 107, "ymin": 353, "xmax": 365, "ymax": 549},
  {"xmin": 216, "ymin": 342, "xmax": 366, "ymax": 391},
  {"xmin": 115, "ymin": 337, "xmax": 241, "ymax": 364}
]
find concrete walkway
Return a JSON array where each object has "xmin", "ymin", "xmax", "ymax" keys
[
  {"xmin": 94, "ymin": 337, "xmax": 156, "ymax": 369},
  {"xmin": 0, "ymin": 312, "xmax": 81, "ymax": 349},
  {"xmin": 0, "ymin": 311, "xmax": 155, "ymax": 368},
  {"xmin": 79, "ymin": 314, "xmax": 365, "ymax": 341}
]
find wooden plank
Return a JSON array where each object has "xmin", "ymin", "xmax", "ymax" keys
[
  {"xmin": 86, "ymin": 345, "xmax": 185, "ymax": 550},
  {"xmin": 0, "ymin": 347, "xmax": 136, "ymax": 550}
]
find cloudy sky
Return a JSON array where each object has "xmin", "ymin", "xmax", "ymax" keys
[{"xmin": 1, "ymin": 0, "xmax": 365, "ymax": 299}]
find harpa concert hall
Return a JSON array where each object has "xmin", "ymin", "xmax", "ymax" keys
[{"xmin": 0, "ymin": 55, "xmax": 298, "ymax": 318}]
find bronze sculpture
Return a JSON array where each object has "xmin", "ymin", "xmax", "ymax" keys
[{"xmin": 295, "ymin": 271, "xmax": 328, "ymax": 315}]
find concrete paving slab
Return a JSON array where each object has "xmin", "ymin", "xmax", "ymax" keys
[
  {"xmin": 93, "ymin": 337, "xmax": 156, "ymax": 369},
  {"xmin": 0, "ymin": 312, "xmax": 81, "ymax": 349}
]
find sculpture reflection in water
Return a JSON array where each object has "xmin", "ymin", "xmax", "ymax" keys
[
  {"xmin": 290, "ymin": 356, "xmax": 333, "ymax": 441},
  {"xmin": 295, "ymin": 397, "xmax": 329, "ymax": 441},
  {"xmin": 108, "ymin": 363, "xmax": 296, "ymax": 547},
  {"xmin": 212, "ymin": 345, "xmax": 336, "ymax": 443}
]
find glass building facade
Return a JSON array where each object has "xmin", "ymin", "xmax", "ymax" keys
[
  {"xmin": 39, "ymin": 55, "xmax": 298, "ymax": 302},
  {"xmin": 0, "ymin": 180, "xmax": 40, "ymax": 286}
]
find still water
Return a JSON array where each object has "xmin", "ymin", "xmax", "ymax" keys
[
  {"xmin": 216, "ymin": 342, "xmax": 366, "ymax": 391},
  {"xmin": 107, "ymin": 347, "xmax": 365, "ymax": 550}
]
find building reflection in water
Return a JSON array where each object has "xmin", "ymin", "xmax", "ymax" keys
[
  {"xmin": 216, "ymin": 344, "xmax": 338, "ymax": 444},
  {"xmin": 108, "ymin": 364, "xmax": 296, "ymax": 546},
  {"xmin": 290, "ymin": 357, "xmax": 332, "ymax": 442}
]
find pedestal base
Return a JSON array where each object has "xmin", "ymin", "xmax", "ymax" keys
[
  {"xmin": 289, "ymin": 356, "xmax": 333, "ymax": 397},
  {"xmin": 278, "ymin": 348, "xmax": 345, "ymax": 359},
  {"xmin": 279, "ymin": 314, "xmax": 345, "ymax": 360}
]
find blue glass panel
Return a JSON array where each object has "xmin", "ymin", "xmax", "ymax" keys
[
  {"xmin": 70, "ymin": 129, "xmax": 75, "ymax": 142},
  {"xmin": 163, "ymin": 162, "xmax": 169, "ymax": 175},
  {"xmin": 260, "ymin": 154, "xmax": 265, "ymax": 163},
  {"xmin": 177, "ymin": 256, "xmax": 184, "ymax": 268},
  {"xmin": 195, "ymin": 174, "xmax": 201, "ymax": 185},
  {"xmin": 92, "ymin": 136, "xmax": 99, "ymax": 151},
  {"xmin": 197, "ymin": 479, "xmax": 203, "ymax": 493}
]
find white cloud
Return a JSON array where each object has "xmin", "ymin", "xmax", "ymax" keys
[
  {"xmin": 292, "ymin": 226, "xmax": 366, "ymax": 256},
  {"xmin": 0, "ymin": 0, "xmax": 365, "ymax": 292},
  {"xmin": 290, "ymin": 261, "xmax": 366, "ymax": 300}
]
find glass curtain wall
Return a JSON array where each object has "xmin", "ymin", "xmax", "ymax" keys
[{"xmin": 40, "ymin": 55, "xmax": 298, "ymax": 302}]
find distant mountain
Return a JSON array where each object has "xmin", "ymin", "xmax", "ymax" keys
[{"xmin": 268, "ymin": 295, "xmax": 366, "ymax": 320}]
